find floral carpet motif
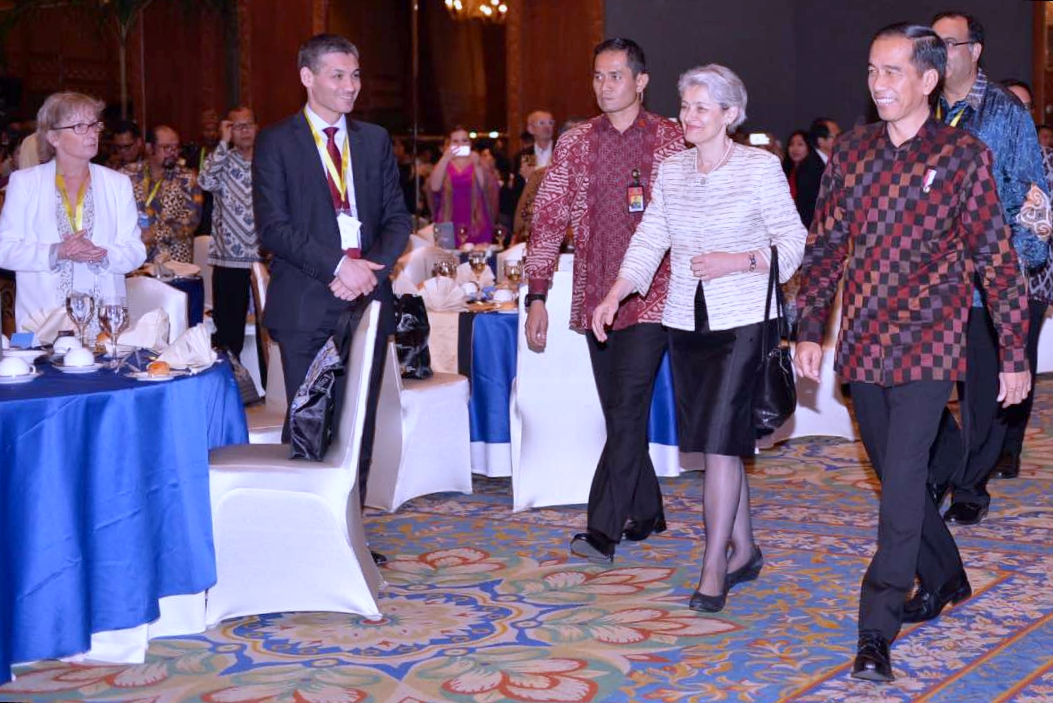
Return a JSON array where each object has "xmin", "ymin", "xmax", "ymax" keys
[{"xmin": 5, "ymin": 381, "xmax": 1053, "ymax": 702}]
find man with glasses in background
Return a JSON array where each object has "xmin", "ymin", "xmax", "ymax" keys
[
  {"xmin": 199, "ymin": 106, "xmax": 262, "ymax": 358},
  {"xmin": 108, "ymin": 120, "xmax": 143, "ymax": 170},
  {"xmin": 123, "ymin": 125, "xmax": 203, "ymax": 262}
]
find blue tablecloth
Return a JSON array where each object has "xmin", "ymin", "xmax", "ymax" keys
[
  {"xmin": 463, "ymin": 312, "xmax": 678, "ymax": 446},
  {"xmin": 0, "ymin": 359, "xmax": 247, "ymax": 684},
  {"xmin": 167, "ymin": 277, "xmax": 205, "ymax": 327}
]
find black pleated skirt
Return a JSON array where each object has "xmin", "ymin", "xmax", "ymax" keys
[{"xmin": 668, "ymin": 282, "xmax": 777, "ymax": 457}]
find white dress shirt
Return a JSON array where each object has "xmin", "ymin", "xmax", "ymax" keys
[
  {"xmin": 533, "ymin": 141, "xmax": 553, "ymax": 169},
  {"xmin": 304, "ymin": 105, "xmax": 359, "ymax": 219}
]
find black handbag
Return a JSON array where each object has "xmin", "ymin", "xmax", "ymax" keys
[
  {"xmin": 288, "ymin": 337, "xmax": 343, "ymax": 461},
  {"xmin": 394, "ymin": 294, "xmax": 433, "ymax": 379},
  {"xmin": 753, "ymin": 245, "xmax": 797, "ymax": 437}
]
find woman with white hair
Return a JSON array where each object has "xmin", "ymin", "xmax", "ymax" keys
[
  {"xmin": 593, "ymin": 64, "xmax": 807, "ymax": 612},
  {"xmin": 0, "ymin": 92, "xmax": 145, "ymax": 330}
]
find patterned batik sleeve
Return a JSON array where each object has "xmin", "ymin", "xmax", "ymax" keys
[
  {"xmin": 962, "ymin": 147, "xmax": 1030, "ymax": 373},
  {"xmin": 1002, "ymin": 106, "xmax": 1050, "ymax": 267},
  {"xmin": 524, "ymin": 130, "xmax": 579, "ymax": 295},
  {"xmin": 795, "ymin": 151, "xmax": 849, "ymax": 346}
]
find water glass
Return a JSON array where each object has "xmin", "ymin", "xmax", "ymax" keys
[
  {"xmin": 468, "ymin": 250, "xmax": 489, "ymax": 279},
  {"xmin": 504, "ymin": 260, "xmax": 523, "ymax": 286},
  {"xmin": 98, "ymin": 297, "xmax": 128, "ymax": 363},
  {"xmin": 65, "ymin": 292, "xmax": 95, "ymax": 347}
]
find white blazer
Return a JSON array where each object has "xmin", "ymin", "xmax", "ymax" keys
[{"xmin": 0, "ymin": 160, "xmax": 146, "ymax": 329}]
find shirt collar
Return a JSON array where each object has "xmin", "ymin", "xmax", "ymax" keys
[
  {"xmin": 941, "ymin": 68, "xmax": 987, "ymax": 115},
  {"xmin": 304, "ymin": 104, "xmax": 348, "ymax": 136},
  {"xmin": 598, "ymin": 110, "xmax": 651, "ymax": 134}
]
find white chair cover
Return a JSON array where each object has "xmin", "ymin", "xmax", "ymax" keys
[
  {"xmin": 392, "ymin": 246, "xmax": 458, "ymax": 290},
  {"xmin": 496, "ymin": 243, "xmax": 526, "ymax": 283},
  {"xmin": 205, "ymin": 302, "xmax": 384, "ymax": 625},
  {"xmin": 510, "ymin": 270, "xmax": 605, "ymax": 511},
  {"xmin": 365, "ymin": 342, "xmax": 473, "ymax": 512},
  {"xmin": 246, "ymin": 340, "xmax": 286, "ymax": 444},
  {"xmin": 126, "ymin": 276, "xmax": 188, "ymax": 344},
  {"xmin": 193, "ymin": 235, "xmax": 213, "ymax": 311}
]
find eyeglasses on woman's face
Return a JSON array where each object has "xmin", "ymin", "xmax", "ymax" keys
[{"xmin": 52, "ymin": 121, "xmax": 105, "ymax": 135}]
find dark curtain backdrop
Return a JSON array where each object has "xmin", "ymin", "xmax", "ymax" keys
[{"xmin": 606, "ymin": 0, "xmax": 1033, "ymax": 142}]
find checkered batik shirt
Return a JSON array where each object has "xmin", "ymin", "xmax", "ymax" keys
[{"xmin": 796, "ymin": 118, "xmax": 1029, "ymax": 386}]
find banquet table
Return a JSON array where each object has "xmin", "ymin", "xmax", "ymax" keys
[
  {"xmin": 0, "ymin": 358, "xmax": 247, "ymax": 684},
  {"xmin": 428, "ymin": 309, "xmax": 680, "ymax": 477}
]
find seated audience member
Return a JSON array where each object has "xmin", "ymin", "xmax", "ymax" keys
[
  {"xmin": 107, "ymin": 120, "xmax": 144, "ymax": 171},
  {"xmin": 0, "ymin": 91, "xmax": 145, "ymax": 329},
  {"xmin": 123, "ymin": 125, "xmax": 203, "ymax": 262}
]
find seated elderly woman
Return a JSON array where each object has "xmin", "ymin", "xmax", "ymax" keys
[
  {"xmin": 428, "ymin": 127, "xmax": 499, "ymax": 246},
  {"xmin": 0, "ymin": 91, "xmax": 146, "ymax": 331},
  {"xmin": 593, "ymin": 64, "xmax": 806, "ymax": 614}
]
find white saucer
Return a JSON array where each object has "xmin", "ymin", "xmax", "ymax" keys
[
  {"xmin": 126, "ymin": 371, "xmax": 185, "ymax": 382},
  {"xmin": 54, "ymin": 362, "xmax": 102, "ymax": 374},
  {"xmin": 4, "ymin": 348, "xmax": 47, "ymax": 361},
  {"xmin": 0, "ymin": 371, "xmax": 41, "ymax": 385}
]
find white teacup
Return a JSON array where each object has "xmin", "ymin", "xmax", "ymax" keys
[
  {"xmin": 0, "ymin": 356, "xmax": 32, "ymax": 377},
  {"xmin": 65, "ymin": 347, "xmax": 95, "ymax": 367},
  {"xmin": 54, "ymin": 336, "xmax": 83, "ymax": 355},
  {"xmin": 492, "ymin": 288, "xmax": 515, "ymax": 303}
]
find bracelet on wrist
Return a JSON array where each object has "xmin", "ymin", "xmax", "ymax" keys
[{"xmin": 525, "ymin": 293, "xmax": 547, "ymax": 306}]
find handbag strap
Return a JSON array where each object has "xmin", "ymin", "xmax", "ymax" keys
[{"xmin": 760, "ymin": 245, "xmax": 785, "ymax": 352}]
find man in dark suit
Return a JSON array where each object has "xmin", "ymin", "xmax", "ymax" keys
[
  {"xmin": 253, "ymin": 34, "xmax": 411, "ymax": 564},
  {"xmin": 502, "ymin": 110, "xmax": 555, "ymax": 227}
]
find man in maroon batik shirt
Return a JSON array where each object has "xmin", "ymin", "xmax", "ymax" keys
[
  {"xmin": 523, "ymin": 38, "xmax": 684, "ymax": 563},
  {"xmin": 795, "ymin": 24, "xmax": 1030, "ymax": 683}
]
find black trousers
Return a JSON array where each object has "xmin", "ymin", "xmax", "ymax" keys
[
  {"xmin": 929, "ymin": 307, "xmax": 1007, "ymax": 508},
  {"xmin": 851, "ymin": 380, "xmax": 963, "ymax": 642},
  {"xmin": 271, "ymin": 304, "xmax": 387, "ymax": 504},
  {"xmin": 585, "ymin": 322, "xmax": 667, "ymax": 543},
  {"xmin": 1000, "ymin": 299, "xmax": 1047, "ymax": 458},
  {"xmin": 211, "ymin": 266, "xmax": 252, "ymax": 357}
]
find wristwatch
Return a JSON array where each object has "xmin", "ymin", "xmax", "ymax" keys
[
  {"xmin": 525, "ymin": 293, "xmax": 547, "ymax": 306},
  {"xmin": 747, "ymin": 251, "xmax": 757, "ymax": 273}
]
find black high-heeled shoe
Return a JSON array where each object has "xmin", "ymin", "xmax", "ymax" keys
[
  {"xmin": 727, "ymin": 545, "xmax": 763, "ymax": 589},
  {"xmin": 622, "ymin": 513, "xmax": 667, "ymax": 542},
  {"xmin": 689, "ymin": 573, "xmax": 730, "ymax": 613}
]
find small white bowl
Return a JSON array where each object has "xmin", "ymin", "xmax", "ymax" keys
[
  {"xmin": 64, "ymin": 347, "xmax": 96, "ymax": 367},
  {"xmin": 54, "ymin": 336, "xmax": 83, "ymax": 355},
  {"xmin": 0, "ymin": 356, "xmax": 32, "ymax": 377}
]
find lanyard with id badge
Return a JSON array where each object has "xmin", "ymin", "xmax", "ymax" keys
[
  {"xmin": 305, "ymin": 111, "xmax": 363, "ymax": 256},
  {"xmin": 627, "ymin": 168, "xmax": 645, "ymax": 214}
]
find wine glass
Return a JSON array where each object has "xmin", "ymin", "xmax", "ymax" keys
[
  {"xmin": 98, "ymin": 297, "xmax": 128, "ymax": 367},
  {"xmin": 504, "ymin": 260, "xmax": 523, "ymax": 287},
  {"xmin": 432, "ymin": 259, "xmax": 455, "ymax": 278},
  {"xmin": 66, "ymin": 292, "xmax": 95, "ymax": 348},
  {"xmin": 456, "ymin": 224, "xmax": 470, "ymax": 249},
  {"xmin": 493, "ymin": 225, "xmax": 509, "ymax": 250},
  {"xmin": 468, "ymin": 250, "xmax": 488, "ymax": 282}
]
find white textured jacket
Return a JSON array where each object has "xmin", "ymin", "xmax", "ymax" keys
[{"xmin": 0, "ymin": 160, "xmax": 146, "ymax": 328}]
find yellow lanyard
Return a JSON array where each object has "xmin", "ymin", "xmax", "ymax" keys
[
  {"xmin": 143, "ymin": 165, "xmax": 163, "ymax": 209},
  {"xmin": 937, "ymin": 102, "xmax": 967, "ymax": 128},
  {"xmin": 304, "ymin": 109, "xmax": 351, "ymax": 204},
  {"xmin": 198, "ymin": 147, "xmax": 207, "ymax": 172},
  {"xmin": 56, "ymin": 172, "xmax": 88, "ymax": 231}
]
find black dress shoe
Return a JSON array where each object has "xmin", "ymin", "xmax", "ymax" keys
[
  {"xmin": 851, "ymin": 631, "xmax": 893, "ymax": 682},
  {"xmin": 623, "ymin": 513, "xmax": 667, "ymax": 542},
  {"xmin": 943, "ymin": 502, "xmax": 988, "ymax": 525},
  {"xmin": 727, "ymin": 545, "xmax": 763, "ymax": 589},
  {"xmin": 689, "ymin": 575, "xmax": 730, "ymax": 614},
  {"xmin": 991, "ymin": 453, "xmax": 1021, "ymax": 480},
  {"xmin": 570, "ymin": 531, "xmax": 615, "ymax": 563},
  {"xmin": 371, "ymin": 551, "xmax": 388, "ymax": 566},
  {"xmin": 903, "ymin": 573, "xmax": 971, "ymax": 623},
  {"xmin": 928, "ymin": 482, "xmax": 949, "ymax": 508}
]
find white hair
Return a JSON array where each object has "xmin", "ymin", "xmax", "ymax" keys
[{"xmin": 677, "ymin": 64, "xmax": 748, "ymax": 131}]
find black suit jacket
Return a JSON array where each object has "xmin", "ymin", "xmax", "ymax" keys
[
  {"xmin": 784, "ymin": 150, "xmax": 824, "ymax": 230},
  {"xmin": 253, "ymin": 112, "xmax": 411, "ymax": 335}
]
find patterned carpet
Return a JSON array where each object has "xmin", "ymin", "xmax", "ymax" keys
[{"xmin": 5, "ymin": 383, "xmax": 1053, "ymax": 703}]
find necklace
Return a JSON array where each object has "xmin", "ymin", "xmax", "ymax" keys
[{"xmin": 694, "ymin": 139, "xmax": 734, "ymax": 185}]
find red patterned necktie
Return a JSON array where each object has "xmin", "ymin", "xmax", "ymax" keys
[{"xmin": 323, "ymin": 126, "xmax": 359, "ymax": 259}]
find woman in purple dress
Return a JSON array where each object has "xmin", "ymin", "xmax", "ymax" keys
[{"xmin": 428, "ymin": 127, "xmax": 498, "ymax": 246}]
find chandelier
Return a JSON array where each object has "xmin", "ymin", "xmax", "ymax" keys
[{"xmin": 444, "ymin": 0, "xmax": 508, "ymax": 23}]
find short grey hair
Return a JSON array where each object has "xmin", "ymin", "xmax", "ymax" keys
[
  {"xmin": 36, "ymin": 91, "xmax": 105, "ymax": 162},
  {"xmin": 677, "ymin": 64, "xmax": 748, "ymax": 131}
]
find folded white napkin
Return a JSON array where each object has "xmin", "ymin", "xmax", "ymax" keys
[
  {"xmin": 415, "ymin": 224, "xmax": 436, "ymax": 244},
  {"xmin": 455, "ymin": 262, "xmax": 495, "ymax": 288},
  {"xmin": 22, "ymin": 307, "xmax": 74, "ymax": 344},
  {"xmin": 119, "ymin": 308, "xmax": 171, "ymax": 351},
  {"xmin": 392, "ymin": 273, "xmax": 421, "ymax": 297},
  {"xmin": 157, "ymin": 324, "xmax": 217, "ymax": 371},
  {"xmin": 420, "ymin": 276, "xmax": 468, "ymax": 312}
]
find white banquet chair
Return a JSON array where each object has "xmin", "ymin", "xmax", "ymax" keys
[
  {"xmin": 193, "ymin": 235, "xmax": 213, "ymax": 311},
  {"xmin": 496, "ymin": 242, "xmax": 526, "ymax": 284},
  {"xmin": 509, "ymin": 270, "xmax": 605, "ymax": 511},
  {"xmin": 204, "ymin": 302, "xmax": 383, "ymax": 626},
  {"xmin": 126, "ymin": 276, "xmax": 188, "ymax": 344},
  {"xmin": 365, "ymin": 342, "xmax": 473, "ymax": 512}
]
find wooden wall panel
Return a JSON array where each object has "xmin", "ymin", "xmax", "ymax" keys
[
  {"xmin": 507, "ymin": 0, "xmax": 604, "ymax": 153},
  {"xmin": 242, "ymin": 0, "xmax": 315, "ymax": 127}
]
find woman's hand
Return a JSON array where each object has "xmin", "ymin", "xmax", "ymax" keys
[
  {"xmin": 591, "ymin": 295, "xmax": 620, "ymax": 342},
  {"xmin": 58, "ymin": 230, "xmax": 107, "ymax": 264},
  {"xmin": 691, "ymin": 251, "xmax": 749, "ymax": 282}
]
